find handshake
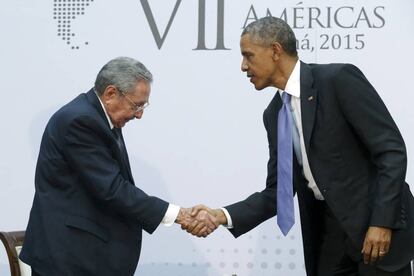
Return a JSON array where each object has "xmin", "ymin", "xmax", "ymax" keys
[{"xmin": 175, "ymin": 205, "xmax": 228, "ymax": 238}]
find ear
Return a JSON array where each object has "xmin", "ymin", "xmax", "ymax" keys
[
  {"xmin": 271, "ymin": 42, "xmax": 283, "ymax": 61},
  {"xmin": 102, "ymin": 85, "xmax": 118, "ymax": 102}
]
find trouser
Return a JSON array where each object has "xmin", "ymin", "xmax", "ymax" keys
[{"xmin": 317, "ymin": 203, "xmax": 412, "ymax": 276}]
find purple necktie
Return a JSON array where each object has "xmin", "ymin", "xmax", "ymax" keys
[{"xmin": 277, "ymin": 92, "xmax": 294, "ymax": 236}]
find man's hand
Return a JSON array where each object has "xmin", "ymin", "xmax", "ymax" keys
[
  {"xmin": 362, "ymin": 226, "xmax": 392, "ymax": 264},
  {"xmin": 175, "ymin": 207, "xmax": 219, "ymax": 238},
  {"xmin": 190, "ymin": 204, "xmax": 228, "ymax": 226},
  {"xmin": 191, "ymin": 204, "xmax": 227, "ymax": 225}
]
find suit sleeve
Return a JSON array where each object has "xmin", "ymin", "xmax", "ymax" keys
[
  {"xmin": 62, "ymin": 115, "xmax": 169, "ymax": 234},
  {"xmin": 334, "ymin": 64, "xmax": 407, "ymax": 229},
  {"xmin": 224, "ymin": 109, "xmax": 277, "ymax": 238}
]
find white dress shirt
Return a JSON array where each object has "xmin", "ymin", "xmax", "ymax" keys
[
  {"xmin": 223, "ymin": 60, "xmax": 323, "ymax": 228},
  {"xmin": 95, "ymin": 90, "xmax": 179, "ymax": 226},
  {"xmin": 282, "ymin": 60, "xmax": 324, "ymax": 201}
]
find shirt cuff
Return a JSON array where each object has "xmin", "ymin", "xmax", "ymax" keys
[
  {"xmin": 161, "ymin": 204, "xmax": 180, "ymax": 227},
  {"xmin": 221, "ymin": 208, "xmax": 233, "ymax": 229}
]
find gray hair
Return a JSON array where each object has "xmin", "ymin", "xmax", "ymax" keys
[
  {"xmin": 94, "ymin": 57, "xmax": 153, "ymax": 95},
  {"xmin": 242, "ymin": 17, "xmax": 297, "ymax": 57}
]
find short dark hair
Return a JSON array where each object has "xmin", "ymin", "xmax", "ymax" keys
[{"xmin": 242, "ymin": 17, "xmax": 297, "ymax": 57}]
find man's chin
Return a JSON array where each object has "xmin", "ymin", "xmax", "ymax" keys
[
  {"xmin": 253, "ymin": 83, "xmax": 266, "ymax": 91},
  {"xmin": 250, "ymin": 78, "xmax": 264, "ymax": 90},
  {"xmin": 114, "ymin": 122, "xmax": 126, "ymax": 128}
]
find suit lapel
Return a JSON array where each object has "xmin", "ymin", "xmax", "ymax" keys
[{"xmin": 300, "ymin": 62, "xmax": 318, "ymax": 154}]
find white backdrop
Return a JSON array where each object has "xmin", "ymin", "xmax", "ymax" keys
[{"xmin": 0, "ymin": 0, "xmax": 413, "ymax": 275}]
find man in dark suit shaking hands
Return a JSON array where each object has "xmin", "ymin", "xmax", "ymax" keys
[
  {"xmin": 191, "ymin": 17, "xmax": 414, "ymax": 275},
  {"xmin": 20, "ymin": 57, "xmax": 218, "ymax": 276}
]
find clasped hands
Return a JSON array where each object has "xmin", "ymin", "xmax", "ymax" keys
[{"xmin": 175, "ymin": 205, "xmax": 227, "ymax": 238}]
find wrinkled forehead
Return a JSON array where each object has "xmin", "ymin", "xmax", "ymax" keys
[{"xmin": 130, "ymin": 80, "xmax": 151, "ymax": 97}]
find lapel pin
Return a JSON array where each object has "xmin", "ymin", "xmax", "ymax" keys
[{"xmin": 308, "ymin": 96, "xmax": 314, "ymax": 101}]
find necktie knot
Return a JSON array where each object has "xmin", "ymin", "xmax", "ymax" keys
[
  {"xmin": 112, "ymin": 128, "xmax": 121, "ymax": 139},
  {"xmin": 112, "ymin": 128, "xmax": 123, "ymax": 150},
  {"xmin": 282, "ymin": 92, "xmax": 291, "ymax": 104}
]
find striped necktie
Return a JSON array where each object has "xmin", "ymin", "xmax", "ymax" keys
[{"xmin": 277, "ymin": 92, "xmax": 295, "ymax": 236}]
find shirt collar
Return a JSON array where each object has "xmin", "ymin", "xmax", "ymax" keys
[
  {"xmin": 94, "ymin": 89, "xmax": 114, "ymax": 129},
  {"xmin": 278, "ymin": 60, "xmax": 301, "ymax": 98}
]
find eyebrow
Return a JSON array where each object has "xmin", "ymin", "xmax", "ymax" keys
[{"xmin": 241, "ymin": 51, "xmax": 252, "ymax": 56}]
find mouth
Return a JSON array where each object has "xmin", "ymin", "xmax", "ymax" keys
[{"xmin": 247, "ymin": 73, "xmax": 255, "ymax": 83}]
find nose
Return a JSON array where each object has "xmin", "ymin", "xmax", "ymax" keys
[
  {"xmin": 241, "ymin": 58, "xmax": 248, "ymax": 72},
  {"xmin": 134, "ymin": 110, "xmax": 144, "ymax": 119}
]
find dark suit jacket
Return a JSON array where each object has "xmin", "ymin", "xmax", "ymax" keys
[
  {"xmin": 225, "ymin": 62, "xmax": 414, "ymax": 275},
  {"xmin": 20, "ymin": 89, "xmax": 169, "ymax": 275}
]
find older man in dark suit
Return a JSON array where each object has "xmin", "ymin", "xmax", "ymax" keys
[
  {"xmin": 20, "ymin": 57, "xmax": 217, "ymax": 276},
  {"xmin": 191, "ymin": 17, "xmax": 414, "ymax": 275}
]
